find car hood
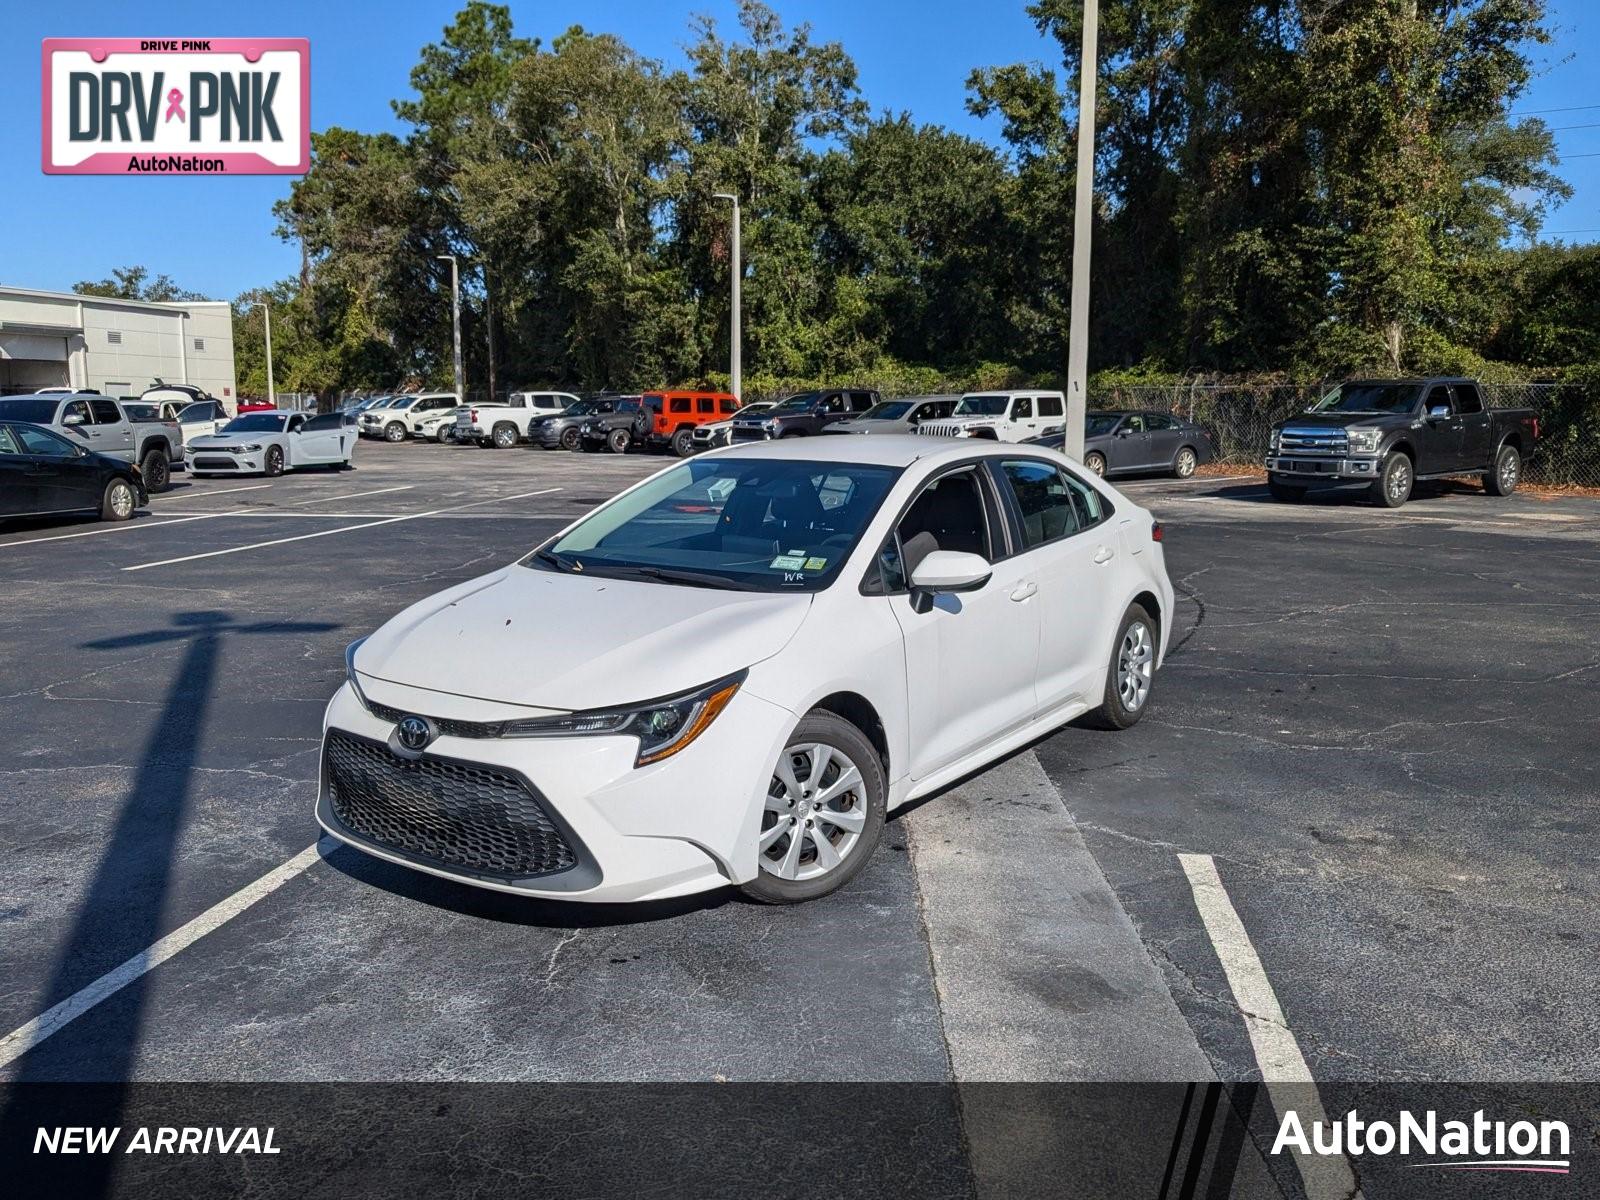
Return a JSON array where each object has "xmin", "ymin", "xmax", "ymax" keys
[
  {"xmin": 1276, "ymin": 412, "xmax": 1395, "ymax": 431},
  {"xmin": 355, "ymin": 566, "xmax": 813, "ymax": 711},
  {"xmin": 827, "ymin": 418, "xmax": 902, "ymax": 433},
  {"xmin": 188, "ymin": 431, "xmax": 280, "ymax": 448}
]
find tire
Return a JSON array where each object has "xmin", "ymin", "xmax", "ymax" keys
[
  {"xmin": 264, "ymin": 445, "xmax": 285, "ymax": 477},
  {"xmin": 139, "ymin": 448, "xmax": 171, "ymax": 493},
  {"xmin": 1081, "ymin": 602, "xmax": 1158, "ymax": 731},
  {"xmin": 670, "ymin": 429, "xmax": 696, "ymax": 458},
  {"xmin": 435, "ymin": 425, "xmax": 455, "ymax": 444},
  {"xmin": 1484, "ymin": 442, "xmax": 1521, "ymax": 496},
  {"xmin": 1370, "ymin": 452, "xmax": 1412, "ymax": 508},
  {"xmin": 1084, "ymin": 451, "xmax": 1107, "ymax": 477},
  {"xmin": 492, "ymin": 422, "xmax": 518, "ymax": 449},
  {"xmin": 607, "ymin": 429, "xmax": 631, "ymax": 454},
  {"xmin": 1268, "ymin": 478, "xmax": 1306, "ymax": 502},
  {"xmin": 738, "ymin": 711, "xmax": 887, "ymax": 905},
  {"xmin": 1173, "ymin": 446, "xmax": 1198, "ymax": 478},
  {"xmin": 100, "ymin": 477, "xmax": 137, "ymax": 522},
  {"xmin": 560, "ymin": 427, "xmax": 581, "ymax": 451},
  {"xmin": 384, "ymin": 421, "xmax": 406, "ymax": 443}
]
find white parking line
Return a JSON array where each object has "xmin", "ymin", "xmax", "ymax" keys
[
  {"xmin": 121, "ymin": 487, "xmax": 562, "ymax": 571},
  {"xmin": 0, "ymin": 512, "xmax": 234, "ymax": 550},
  {"xmin": 0, "ymin": 840, "xmax": 327, "ymax": 1070},
  {"xmin": 1179, "ymin": 853, "xmax": 1362, "ymax": 1200},
  {"xmin": 292, "ymin": 485, "xmax": 416, "ymax": 505},
  {"xmin": 158, "ymin": 483, "xmax": 274, "ymax": 500}
]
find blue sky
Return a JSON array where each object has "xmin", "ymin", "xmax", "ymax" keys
[{"xmin": 1, "ymin": 0, "xmax": 1593, "ymax": 301}]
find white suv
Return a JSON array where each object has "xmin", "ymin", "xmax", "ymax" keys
[
  {"xmin": 362, "ymin": 393, "xmax": 462, "ymax": 442},
  {"xmin": 915, "ymin": 390, "xmax": 1065, "ymax": 442}
]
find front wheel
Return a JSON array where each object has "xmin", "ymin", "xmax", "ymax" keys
[
  {"xmin": 1370, "ymin": 453, "xmax": 1412, "ymax": 508},
  {"xmin": 739, "ymin": 712, "xmax": 887, "ymax": 905},
  {"xmin": 264, "ymin": 445, "xmax": 285, "ymax": 477},
  {"xmin": 1173, "ymin": 446, "xmax": 1198, "ymax": 478},
  {"xmin": 1484, "ymin": 443, "xmax": 1521, "ymax": 496},
  {"xmin": 384, "ymin": 421, "xmax": 406, "ymax": 443},
  {"xmin": 101, "ymin": 477, "xmax": 138, "ymax": 521},
  {"xmin": 139, "ymin": 449, "xmax": 171, "ymax": 493},
  {"xmin": 1081, "ymin": 602, "xmax": 1157, "ymax": 731},
  {"xmin": 560, "ymin": 427, "xmax": 581, "ymax": 451},
  {"xmin": 607, "ymin": 429, "xmax": 631, "ymax": 454},
  {"xmin": 1084, "ymin": 451, "xmax": 1106, "ymax": 477}
]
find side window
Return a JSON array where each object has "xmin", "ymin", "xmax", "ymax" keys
[
  {"xmin": 894, "ymin": 469, "xmax": 995, "ymax": 584},
  {"xmin": 509, "ymin": 395, "xmax": 527, "ymax": 409},
  {"xmin": 16, "ymin": 425, "xmax": 75, "ymax": 456},
  {"xmin": 597, "ymin": 400, "xmax": 615, "ymax": 413},
  {"xmin": 721, "ymin": 399, "xmax": 740, "ymax": 414},
  {"xmin": 849, "ymin": 391, "xmax": 875, "ymax": 413},
  {"xmin": 61, "ymin": 399, "xmax": 92, "ymax": 425},
  {"xmin": 1452, "ymin": 384, "xmax": 1483, "ymax": 414},
  {"xmin": 1146, "ymin": 412, "xmax": 1176, "ymax": 430},
  {"xmin": 303, "ymin": 414, "xmax": 343, "ymax": 432},
  {"xmin": 0, "ymin": 426, "xmax": 19, "ymax": 454},
  {"xmin": 932, "ymin": 401, "xmax": 956, "ymax": 419},
  {"xmin": 1124, "ymin": 414, "xmax": 1146, "ymax": 433},
  {"xmin": 90, "ymin": 399, "xmax": 123, "ymax": 424},
  {"xmin": 697, "ymin": 398, "xmax": 715, "ymax": 414},
  {"xmin": 1038, "ymin": 396, "xmax": 1064, "ymax": 418},
  {"xmin": 287, "ymin": 413, "xmax": 306, "ymax": 433},
  {"xmin": 1000, "ymin": 460, "xmax": 1079, "ymax": 548},
  {"xmin": 1012, "ymin": 396, "xmax": 1034, "ymax": 420},
  {"xmin": 822, "ymin": 393, "xmax": 844, "ymax": 414},
  {"xmin": 670, "ymin": 397, "xmax": 692, "ymax": 414},
  {"xmin": 1423, "ymin": 385, "xmax": 1453, "ymax": 415}
]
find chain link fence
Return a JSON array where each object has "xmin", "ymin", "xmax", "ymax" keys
[{"xmin": 1086, "ymin": 382, "xmax": 1599, "ymax": 487}]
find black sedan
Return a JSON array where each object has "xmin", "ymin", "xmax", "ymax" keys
[
  {"xmin": 0, "ymin": 421, "xmax": 147, "ymax": 522},
  {"xmin": 1027, "ymin": 410, "xmax": 1216, "ymax": 478}
]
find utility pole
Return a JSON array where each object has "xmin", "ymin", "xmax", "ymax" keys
[
  {"xmin": 251, "ymin": 299, "xmax": 275, "ymax": 409},
  {"xmin": 713, "ymin": 193, "xmax": 742, "ymax": 401},
  {"xmin": 484, "ymin": 268, "xmax": 497, "ymax": 400},
  {"xmin": 435, "ymin": 254, "xmax": 463, "ymax": 399},
  {"xmin": 1064, "ymin": 0, "xmax": 1099, "ymax": 462}
]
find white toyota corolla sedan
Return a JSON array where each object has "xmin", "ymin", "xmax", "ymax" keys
[{"xmin": 319, "ymin": 436, "xmax": 1173, "ymax": 904}]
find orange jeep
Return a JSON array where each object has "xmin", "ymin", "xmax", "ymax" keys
[{"xmin": 640, "ymin": 391, "xmax": 742, "ymax": 457}]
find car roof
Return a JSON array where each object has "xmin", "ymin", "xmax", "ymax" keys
[
  {"xmin": 959, "ymin": 389, "xmax": 1065, "ymax": 398},
  {"xmin": 709, "ymin": 432, "xmax": 1037, "ymax": 469}
]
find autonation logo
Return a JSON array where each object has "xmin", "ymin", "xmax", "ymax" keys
[{"xmin": 1273, "ymin": 1109, "xmax": 1571, "ymax": 1175}]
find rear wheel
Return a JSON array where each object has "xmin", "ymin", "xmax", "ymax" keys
[
  {"xmin": 100, "ymin": 477, "xmax": 137, "ymax": 522},
  {"xmin": 1173, "ymin": 446, "xmax": 1198, "ymax": 478},
  {"xmin": 1084, "ymin": 451, "xmax": 1106, "ymax": 477},
  {"xmin": 607, "ymin": 429, "xmax": 631, "ymax": 454},
  {"xmin": 139, "ymin": 448, "xmax": 170, "ymax": 493},
  {"xmin": 1484, "ymin": 443, "xmax": 1521, "ymax": 496},
  {"xmin": 1268, "ymin": 478, "xmax": 1306, "ymax": 502},
  {"xmin": 1370, "ymin": 452, "xmax": 1412, "ymax": 508},
  {"xmin": 492, "ymin": 422, "xmax": 518, "ymax": 449},
  {"xmin": 670, "ymin": 429, "xmax": 695, "ymax": 458},
  {"xmin": 739, "ymin": 712, "xmax": 886, "ymax": 905},
  {"xmin": 1082, "ymin": 602, "xmax": 1158, "ymax": 731}
]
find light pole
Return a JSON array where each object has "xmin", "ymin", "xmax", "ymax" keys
[
  {"xmin": 436, "ymin": 254, "xmax": 463, "ymax": 399},
  {"xmin": 250, "ymin": 300, "xmax": 275, "ymax": 409},
  {"xmin": 1064, "ymin": 0, "xmax": 1099, "ymax": 462},
  {"xmin": 483, "ymin": 267, "xmax": 497, "ymax": 400},
  {"xmin": 713, "ymin": 193, "xmax": 742, "ymax": 401}
]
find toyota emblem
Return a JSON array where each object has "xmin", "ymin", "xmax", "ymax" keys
[{"xmin": 396, "ymin": 715, "xmax": 436, "ymax": 754}]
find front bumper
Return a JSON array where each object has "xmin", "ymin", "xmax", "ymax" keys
[
  {"xmin": 729, "ymin": 426, "xmax": 772, "ymax": 442},
  {"xmin": 1265, "ymin": 454, "xmax": 1380, "ymax": 482},
  {"xmin": 188, "ymin": 450, "xmax": 266, "ymax": 473},
  {"xmin": 316, "ymin": 681, "xmax": 795, "ymax": 903}
]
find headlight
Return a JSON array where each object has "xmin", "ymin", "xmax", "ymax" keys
[
  {"xmin": 763, "ymin": 419, "xmax": 780, "ymax": 433},
  {"xmin": 501, "ymin": 672, "xmax": 745, "ymax": 767},
  {"xmin": 231, "ymin": 442, "xmax": 263, "ymax": 453},
  {"xmin": 1347, "ymin": 429, "xmax": 1381, "ymax": 454},
  {"xmin": 345, "ymin": 637, "xmax": 372, "ymax": 708},
  {"xmin": 1269, "ymin": 429, "xmax": 1281, "ymax": 451}
]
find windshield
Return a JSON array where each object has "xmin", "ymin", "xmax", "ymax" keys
[
  {"xmin": 565, "ymin": 400, "xmax": 601, "ymax": 415},
  {"xmin": 954, "ymin": 395, "xmax": 1008, "ymax": 416},
  {"xmin": 222, "ymin": 413, "xmax": 288, "ymax": 433},
  {"xmin": 859, "ymin": 401, "xmax": 913, "ymax": 421},
  {"xmin": 1086, "ymin": 414, "xmax": 1121, "ymax": 436},
  {"xmin": 770, "ymin": 391, "xmax": 824, "ymax": 412},
  {"xmin": 0, "ymin": 398, "xmax": 63, "ymax": 423},
  {"xmin": 1310, "ymin": 383, "xmax": 1420, "ymax": 415},
  {"xmin": 532, "ymin": 457, "xmax": 901, "ymax": 592}
]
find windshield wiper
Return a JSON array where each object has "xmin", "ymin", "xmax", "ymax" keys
[
  {"xmin": 587, "ymin": 564, "xmax": 758, "ymax": 591},
  {"xmin": 531, "ymin": 548, "xmax": 576, "ymax": 572}
]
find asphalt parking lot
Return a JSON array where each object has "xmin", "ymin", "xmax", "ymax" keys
[{"xmin": 1, "ymin": 439, "xmax": 1595, "ymax": 1095}]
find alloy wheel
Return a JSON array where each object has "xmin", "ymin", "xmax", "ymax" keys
[
  {"xmin": 1387, "ymin": 458, "xmax": 1411, "ymax": 503},
  {"xmin": 1118, "ymin": 621, "xmax": 1154, "ymax": 712},
  {"xmin": 758, "ymin": 743, "xmax": 868, "ymax": 882},
  {"xmin": 1086, "ymin": 453, "xmax": 1106, "ymax": 477},
  {"xmin": 1175, "ymin": 448, "xmax": 1197, "ymax": 477},
  {"xmin": 109, "ymin": 482, "xmax": 134, "ymax": 518},
  {"xmin": 1498, "ymin": 450, "xmax": 1518, "ymax": 491}
]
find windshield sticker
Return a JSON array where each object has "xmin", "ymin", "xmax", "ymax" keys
[
  {"xmin": 770, "ymin": 554, "xmax": 807, "ymax": 570},
  {"xmin": 804, "ymin": 557, "xmax": 828, "ymax": 571}
]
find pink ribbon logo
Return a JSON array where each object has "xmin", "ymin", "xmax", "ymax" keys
[{"xmin": 164, "ymin": 88, "xmax": 185, "ymax": 123}]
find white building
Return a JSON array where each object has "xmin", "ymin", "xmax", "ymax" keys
[{"xmin": 0, "ymin": 285, "xmax": 238, "ymax": 405}]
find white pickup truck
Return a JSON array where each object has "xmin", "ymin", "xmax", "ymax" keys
[
  {"xmin": 915, "ymin": 390, "xmax": 1066, "ymax": 442},
  {"xmin": 456, "ymin": 391, "xmax": 581, "ymax": 448},
  {"xmin": 360, "ymin": 393, "xmax": 462, "ymax": 442}
]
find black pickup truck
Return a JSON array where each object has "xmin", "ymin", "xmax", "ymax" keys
[{"xmin": 1266, "ymin": 378, "xmax": 1539, "ymax": 508}]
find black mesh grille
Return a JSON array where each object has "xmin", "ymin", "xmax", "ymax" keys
[
  {"xmin": 192, "ymin": 457, "xmax": 240, "ymax": 470},
  {"xmin": 325, "ymin": 731, "xmax": 577, "ymax": 878},
  {"xmin": 365, "ymin": 700, "xmax": 501, "ymax": 739}
]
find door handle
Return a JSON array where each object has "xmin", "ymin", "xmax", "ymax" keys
[
  {"xmin": 1092, "ymin": 545, "xmax": 1115, "ymax": 565},
  {"xmin": 1009, "ymin": 581, "xmax": 1038, "ymax": 602}
]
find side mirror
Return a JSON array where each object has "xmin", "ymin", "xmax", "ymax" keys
[
  {"xmin": 1427, "ymin": 404, "xmax": 1451, "ymax": 419},
  {"xmin": 910, "ymin": 551, "xmax": 992, "ymax": 606}
]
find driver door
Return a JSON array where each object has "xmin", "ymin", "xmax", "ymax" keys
[
  {"xmin": 882, "ymin": 465, "xmax": 1041, "ymax": 780},
  {"xmin": 1109, "ymin": 414, "xmax": 1151, "ymax": 470},
  {"xmin": 1416, "ymin": 385, "xmax": 1462, "ymax": 474}
]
